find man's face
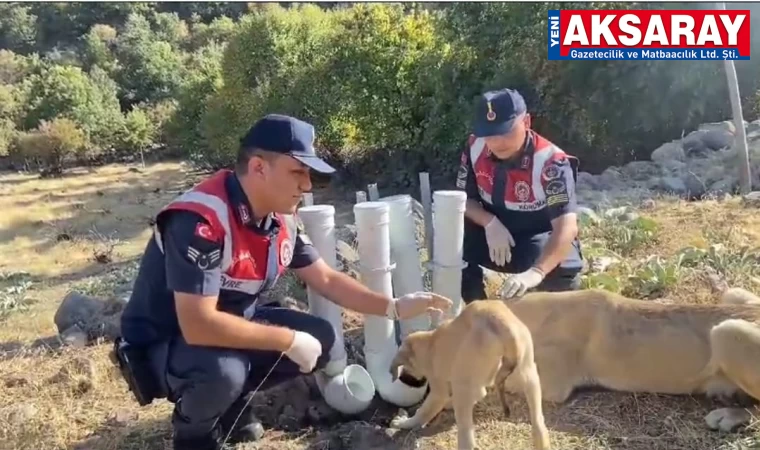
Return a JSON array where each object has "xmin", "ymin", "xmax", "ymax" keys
[
  {"xmin": 483, "ymin": 113, "xmax": 531, "ymax": 160},
  {"xmin": 250, "ymin": 153, "xmax": 312, "ymax": 214}
]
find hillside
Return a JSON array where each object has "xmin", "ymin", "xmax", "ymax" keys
[{"xmin": 1, "ymin": 119, "xmax": 760, "ymax": 448}]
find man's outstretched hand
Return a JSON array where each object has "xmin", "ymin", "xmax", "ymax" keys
[{"xmin": 391, "ymin": 292, "xmax": 453, "ymax": 320}]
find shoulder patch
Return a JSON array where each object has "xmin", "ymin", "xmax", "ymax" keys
[
  {"xmin": 187, "ymin": 246, "xmax": 222, "ymax": 270},
  {"xmin": 194, "ymin": 222, "xmax": 219, "ymax": 242}
]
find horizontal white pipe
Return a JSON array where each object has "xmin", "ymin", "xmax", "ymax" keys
[
  {"xmin": 381, "ymin": 194, "xmax": 430, "ymax": 339},
  {"xmin": 354, "ymin": 201, "xmax": 428, "ymax": 407},
  {"xmin": 431, "ymin": 191, "xmax": 468, "ymax": 322},
  {"xmin": 298, "ymin": 205, "xmax": 374, "ymax": 414}
]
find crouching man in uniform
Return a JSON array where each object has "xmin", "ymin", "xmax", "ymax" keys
[
  {"xmin": 117, "ymin": 114, "xmax": 451, "ymax": 450},
  {"xmin": 455, "ymin": 88, "xmax": 584, "ymax": 301}
]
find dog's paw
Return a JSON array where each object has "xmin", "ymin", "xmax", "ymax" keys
[
  {"xmin": 390, "ymin": 411, "xmax": 416, "ymax": 430},
  {"xmin": 705, "ymin": 407, "xmax": 751, "ymax": 432}
]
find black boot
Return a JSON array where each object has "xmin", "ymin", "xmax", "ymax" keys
[
  {"xmin": 218, "ymin": 393, "xmax": 265, "ymax": 444},
  {"xmin": 172, "ymin": 425, "xmax": 223, "ymax": 450}
]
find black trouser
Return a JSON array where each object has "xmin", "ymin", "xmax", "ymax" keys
[
  {"xmin": 461, "ymin": 219, "xmax": 583, "ymax": 303},
  {"xmin": 147, "ymin": 304, "xmax": 335, "ymax": 440}
]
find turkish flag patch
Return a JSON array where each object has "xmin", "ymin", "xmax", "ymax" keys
[{"xmin": 194, "ymin": 223, "xmax": 218, "ymax": 241}]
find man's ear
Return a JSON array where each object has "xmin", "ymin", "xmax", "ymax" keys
[
  {"xmin": 523, "ymin": 113, "xmax": 532, "ymax": 129},
  {"xmin": 249, "ymin": 154, "xmax": 267, "ymax": 177}
]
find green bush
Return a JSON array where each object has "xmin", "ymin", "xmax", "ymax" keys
[
  {"xmin": 19, "ymin": 63, "xmax": 124, "ymax": 152},
  {"xmin": 10, "ymin": 117, "xmax": 88, "ymax": 174}
]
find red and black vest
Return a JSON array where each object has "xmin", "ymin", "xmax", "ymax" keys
[
  {"xmin": 153, "ymin": 170, "xmax": 298, "ymax": 311},
  {"xmin": 466, "ymin": 131, "xmax": 577, "ymax": 212}
]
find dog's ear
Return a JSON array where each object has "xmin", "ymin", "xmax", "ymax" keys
[{"xmin": 390, "ymin": 341, "xmax": 413, "ymax": 381}]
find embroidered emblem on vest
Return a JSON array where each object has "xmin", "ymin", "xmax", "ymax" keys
[
  {"xmin": 280, "ymin": 238, "xmax": 293, "ymax": 266},
  {"xmin": 542, "ymin": 164, "xmax": 561, "ymax": 181},
  {"xmin": 514, "ymin": 181, "xmax": 531, "ymax": 202}
]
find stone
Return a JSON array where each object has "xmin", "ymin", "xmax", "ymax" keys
[
  {"xmin": 54, "ymin": 292, "xmax": 105, "ymax": 334},
  {"xmin": 598, "ymin": 167, "xmax": 623, "ymax": 189},
  {"xmin": 651, "ymin": 141, "xmax": 685, "ymax": 163},
  {"xmin": 590, "ymin": 256, "xmax": 620, "ymax": 273},
  {"xmin": 577, "ymin": 171, "xmax": 598, "ymax": 189},
  {"xmin": 61, "ymin": 324, "xmax": 88, "ymax": 348},
  {"xmin": 742, "ymin": 191, "xmax": 760, "ymax": 208},
  {"xmin": 4, "ymin": 404, "xmax": 38, "ymax": 425},
  {"xmin": 659, "ymin": 176, "xmax": 687, "ymax": 195},
  {"xmin": 107, "ymin": 409, "xmax": 138, "ymax": 426},
  {"xmin": 699, "ymin": 120, "xmax": 736, "ymax": 135},
  {"xmin": 640, "ymin": 198, "xmax": 656, "ymax": 210},
  {"xmin": 577, "ymin": 206, "xmax": 601, "ymax": 224}
]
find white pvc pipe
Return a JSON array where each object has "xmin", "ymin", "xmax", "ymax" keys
[
  {"xmin": 297, "ymin": 205, "xmax": 375, "ymax": 414},
  {"xmin": 431, "ymin": 191, "xmax": 468, "ymax": 321},
  {"xmin": 354, "ymin": 201, "xmax": 428, "ymax": 407},
  {"xmin": 381, "ymin": 194, "xmax": 430, "ymax": 339}
]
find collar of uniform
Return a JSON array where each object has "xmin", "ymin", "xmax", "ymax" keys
[
  {"xmin": 225, "ymin": 171, "xmax": 280, "ymax": 236},
  {"xmin": 489, "ymin": 130, "xmax": 535, "ymax": 169}
]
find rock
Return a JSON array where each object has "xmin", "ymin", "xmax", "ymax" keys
[
  {"xmin": 598, "ymin": 167, "xmax": 624, "ymax": 189},
  {"xmin": 61, "ymin": 324, "xmax": 88, "ymax": 348},
  {"xmin": 659, "ymin": 176, "xmax": 687, "ymax": 195},
  {"xmin": 621, "ymin": 160, "xmax": 659, "ymax": 181},
  {"xmin": 619, "ymin": 212, "xmax": 639, "ymax": 222},
  {"xmin": 3, "ymin": 404, "xmax": 38, "ymax": 425},
  {"xmin": 682, "ymin": 171, "xmax": 707, "ymax": 199},
  {"xmin": 54, "ymin": 292, "xmax": 105, "ymax": 334},
  {"xmin": 747, "ymin": 119, "xmax": 760, "ymax": 135},
  {"xmin": 278, "ymin": 403, "xmax": 300, "ymax": 431},
  {"xmin": 4, "ymin": 376, "xmax": 30, "ymax": 387},
  {"xmin": 708, "ymin": 178, "xmax": 737, "ymax": 197},
  {"xmin": 590, "ymin": 256, "xmax": 620, "ymax": 273},
  {"xmin": 577, "ymin": 206, "xmax": 600, "ymax": 224},
  {"xmin": 742, "ymin": 191, "xmax": 760, "ymax": 208},
  {"xmin": 640, "ymin": 199, "xmax": 656, "ymax": 210},
  {"xmin": 577, "ymin": 171, "xmax": 598, "ymax": 190},
  {"xmin": 700, "ymin": 129, "xmax": 734, "ymax": 151},
  {"xmin": 107, "ymin": 409, "xmax": 138, "ymax": 426},
  {"xmin": 699, "ymin": 120, "xmax": 736, "ymax": 135},
  {"xmin": 651, "ymin": 141, "xmax": 685, "ymax": 163}
]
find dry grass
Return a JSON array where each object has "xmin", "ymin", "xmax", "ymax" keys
[{"xmin": 1, "ymin": 163, "xmax": 760, "ymax": 450}]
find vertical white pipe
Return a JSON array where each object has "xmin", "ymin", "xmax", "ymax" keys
[
  {"xmin": 301, "ymin": 192, "xmax": 314, "ymax": 206},
  {"xmin": 367, "ymin": 183, "xmax": 379, "ymax": 201},
  {"xmin": 356, "ymin": 191, "xmax": 367, "ymax": 204},
  {"xmin": 354, "ymin": 201, "xmax": 428, "ymax": 407},
  {"xmin": 297, "ymin": 205, "xmax": 375, "ymax": 414},
  {"xmin": 419, "ymin": 172, "xmax": 434, "ymax": 262},
  {"xmin": 431, "ymin": 190, "xmax": 468, "ymax": 322},
  {"xmin": 381, "ymin": 194, "xmax": 430, "ymax": 338}
]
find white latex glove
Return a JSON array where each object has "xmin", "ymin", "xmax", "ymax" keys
[
  {"xmin": 388, "ymin": 292, "xmax": 453, "ymax": 320},
  {"xmin": 499, "ymin": 267, "xmax": 546, "ymax": 299},
  {"xmin": 484, "ymin": 216, "xmax": 515, "ymax": 267},
  {"xmin": 284, "ymin": 331, "xmax": 323, "ymax": 373}
]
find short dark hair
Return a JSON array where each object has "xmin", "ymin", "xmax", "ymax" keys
[{"xmin": 235, "ymin": 146, "xmax": 282, "ymax": 175}]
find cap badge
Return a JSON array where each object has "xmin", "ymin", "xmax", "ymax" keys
[{"xmin": 486, "ymin": 101, "xmax": 496, "ymax": 121}]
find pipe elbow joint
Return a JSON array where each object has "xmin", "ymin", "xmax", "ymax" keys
[
  {"xmin": 314, "ymin": 359, "xmax": 376, "ymax": 416},
  {"xmin": 365, "ymin": 350, "xmax": 428, "ymax": 407}
]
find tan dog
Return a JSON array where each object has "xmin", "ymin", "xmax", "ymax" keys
[
  {"xmin": 388, "ymin": 299, "xmax": 551, "ymax": 450},
  {"xmin": 488, "ymin": 287, "xmax": 760, "ymax": 432}
]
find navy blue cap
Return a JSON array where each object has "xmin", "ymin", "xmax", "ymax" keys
[
  {"xmin": 240, "ymin": 114, "xmax": 335, "ymax": 174},
  {"xmin": 472, "ymin": 89, "xmax": 527, "ymax": 138}
]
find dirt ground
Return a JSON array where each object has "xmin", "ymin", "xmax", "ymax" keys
[{"xmin": 1, "ymin": 161, "xmax": 760, "ymax": 450}]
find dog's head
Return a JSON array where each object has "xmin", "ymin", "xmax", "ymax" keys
[{"xmin": 390, "ymin": 330, "xmax": 433, "ymax": 385}]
